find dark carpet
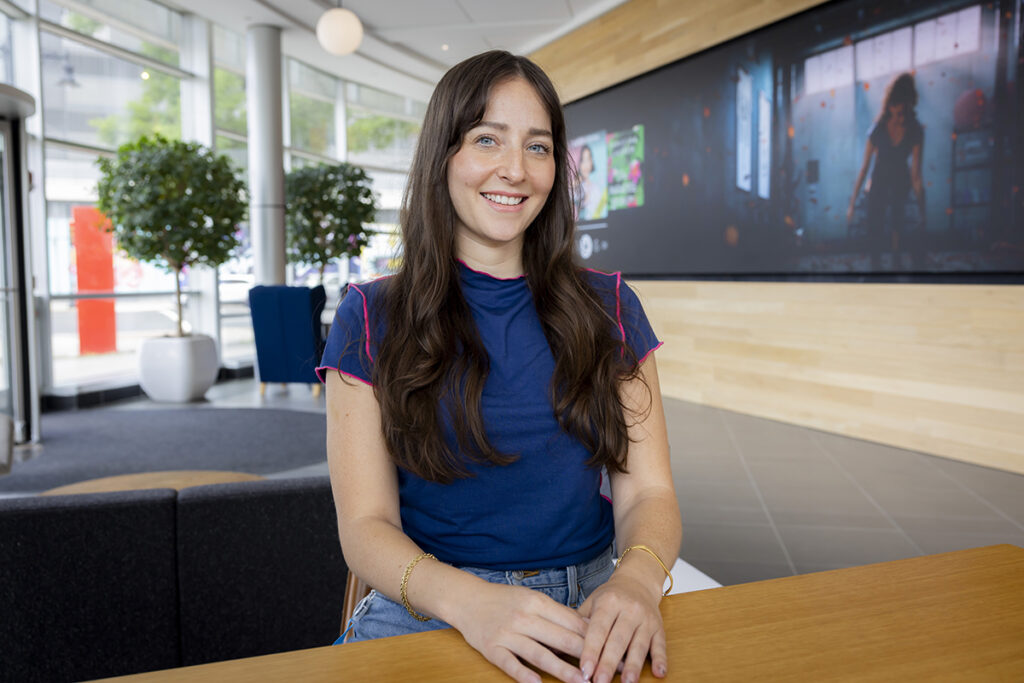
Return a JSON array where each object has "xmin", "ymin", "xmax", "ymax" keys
[{"xmin": 0, "ymin": 408, "xmax": 327, "ymax": 493}]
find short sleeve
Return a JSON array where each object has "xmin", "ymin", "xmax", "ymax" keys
[
  {"xmin": 316, "ymin": 284, "xmax": 374, "ymax": 385},
  {"xmin": 618, "ymin": 281, "xmax": 662, "ymax": 363}
]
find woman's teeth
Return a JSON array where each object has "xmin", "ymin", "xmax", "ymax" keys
[{"xmin": 483, "ymin": 193, "xmax": 525, "ymax": 206}]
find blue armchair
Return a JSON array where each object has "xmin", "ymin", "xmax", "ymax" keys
[{"xmin": 248, "ymin": 285, "xmax": 326, "ymax": 396}]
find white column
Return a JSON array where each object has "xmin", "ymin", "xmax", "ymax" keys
[{"xmin": 245, "ymin": 25, "xmax": 286, "ymax": 285}]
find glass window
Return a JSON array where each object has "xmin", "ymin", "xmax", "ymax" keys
[
  {"xmin": 49, "ymin": 294, "xmax": 194, "ymax": 386},
  {"xmin": 45, "ymin": 196, "xmax": 177, "ymax": 297},
  {"xmin": 803, "ymin": 45, "xmax": 854, "ymax": 96},
  {"xmin": 215, "ymin": 135, "xmax": 247, "ymax": 177},
  {"xmin": 0, "ymin": 13, "xmax": 12, "ymax": 85},
  {"xmin": 213, "ymin": 24, "xmax": 245, "ymax": 73},
  {"xmin": 288, "ymin": 59, "xmax": 336, "ymax": 158},
  {"xmin": 39, "ymin": 0, "xmax": 181, "ymax": 68},
  {"xmin": 40, "ymin": 30, "xmax": 182, "ymax": 149},
  {"xmin": 914, "ymin": 5, "xmax": 982, "ymax": 67},
  {"xmin": 346, "ymin": 109, "xmax": 419, "ymax": 170},
  {"xmin": 214, "ymin": 67, "xmax": 247, "ymax": 136},
  {"xmin": 347, "ymin": 82, "xmax": 426, "ymax": 119}
]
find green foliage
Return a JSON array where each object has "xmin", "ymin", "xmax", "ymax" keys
[
  {"xmin": 289, "ymin": 92, "xmax": 334, "ymax": 156},
  {"xmin": 96, "ymin": 134, "xmax": 248, "ymax": 334},
  {"xmin": 91, "ymin": 43, "xmax": 182, "ymax": 147},
  {"xmin": 347, "ymin": 112, "xmax": 419, "ymax": 154},
  {"xmin": 214, "ymin": 68, "xmax": 247, "ymax": 135},
  {"xmin": 66, "ymin": 13, "xmax": 102, "ymax": 35},
  {"xmin": 285, "ymin": 163, "xmax": 376, "ymax": 282}
]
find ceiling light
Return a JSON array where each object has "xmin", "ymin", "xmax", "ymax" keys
[
  {"xmin": 316, "ymin": 6, "xmax": 364, "ymax": 56},
  {"xmin": 442, "ymin": 44, "xmax": 449, "ymax": 51},
  {"xmin": 140, "ymin": 70, "xmax": 150, "ymax": 80}
]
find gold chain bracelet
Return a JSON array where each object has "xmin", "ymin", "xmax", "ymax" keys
[
  {"xmin": 617, "ymin": 544, "xmax": 673, "ymax": 596},
  {"xmin": 400, "ymin": 552, "xmax": 437, "ymax": 622}
]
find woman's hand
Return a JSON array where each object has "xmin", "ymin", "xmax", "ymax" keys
[
  {"xmin": 577, "ymin": 573, "xmax": 666, "ymax": 683},
  {"xmin": 452, "ymin": 581, "xmax": 589, "ymax": 683}
]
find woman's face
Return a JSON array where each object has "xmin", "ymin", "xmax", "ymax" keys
[
  {"xmin": 447, "ymin": 77, "xmax": 556, "ymax": 262},
  {"xmin": 888, "ymin": 103, "xmax": 906, "ymax": 124},
  {"xmin": 580, "ymin": 146, "xmax": 594, "ymax": 176}
]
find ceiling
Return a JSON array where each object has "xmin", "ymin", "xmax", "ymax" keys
[{"xmin": 170, "ymin": 0, "xmax": 628, "ymax": 102}]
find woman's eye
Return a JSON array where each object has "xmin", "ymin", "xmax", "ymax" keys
[
  {"xmin": 475, "ymin": 135, "xmax": 496, "ymax": 146},
  {"xmin": 528, "ymin": 143, "xmax": 551, "ymax": 154}
]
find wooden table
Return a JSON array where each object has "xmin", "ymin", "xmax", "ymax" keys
[
  {"xmin": 42, "ymin": 470, "xmax": 264, "ymax": 496},
  {"xmin": 96, "ymin": 544, "xmax": 1024, "ymax": 681}
]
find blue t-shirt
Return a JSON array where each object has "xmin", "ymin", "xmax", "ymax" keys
[{"xmin": 317, "ymin": 262, "xmax": 661, "ymax": 570}]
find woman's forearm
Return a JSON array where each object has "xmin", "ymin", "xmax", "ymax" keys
[
  {"xmin": 339, "ymin": 515, "xmax": 487, "ymax": 625},
  {"xmin": 609, "ymin": 489, "xmax": 682, "ymax": 599}
]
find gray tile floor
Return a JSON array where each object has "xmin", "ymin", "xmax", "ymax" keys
[{"xmin": 19, "ymin": 378, "xmax": 1024, "ymax": 585}]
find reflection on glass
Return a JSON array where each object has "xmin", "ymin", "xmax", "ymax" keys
[{"xmin": 41, "ymin": 30, "xmax": 182, "ymax": 149}]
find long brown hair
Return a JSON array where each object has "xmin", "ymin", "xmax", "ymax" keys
[
  {"xmin": 371, "ymin": 50, "xmax": 644, "ymax": 483},
  {"xmin": 877, "ymin": 72, "xmax": 918, "ymax": 124}
]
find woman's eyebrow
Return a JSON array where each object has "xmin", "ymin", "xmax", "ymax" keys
[{"xmin": 477, "ymin": 120, "xmax": 553, "ymax": 137}]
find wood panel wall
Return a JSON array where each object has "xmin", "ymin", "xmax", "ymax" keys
[{"xmin": 532, "ymin": 0, "xmax": 1024, "ymax": 474}]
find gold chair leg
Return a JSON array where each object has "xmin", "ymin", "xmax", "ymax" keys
[
  {"xmin": 312, "ymin": 384, "xmax": 322, "ymax": 398},
  {"xmin": 259, "ymin": 382, "xmax": 267, "ymax": 396}
]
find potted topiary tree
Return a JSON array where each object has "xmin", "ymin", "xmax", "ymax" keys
[
  {"xmin": 285, "ymin": 162, "xmax": 377, "ymax": 286},
  {"xmin": 96, "ymin": 134, "xmax": 248, "ymax": 402}
]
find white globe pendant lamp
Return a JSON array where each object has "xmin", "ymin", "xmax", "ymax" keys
[{"xmin": 316, "ymin": 5, "xmax": 364, "ymax": 56}]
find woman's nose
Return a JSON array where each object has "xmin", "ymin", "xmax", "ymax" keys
[{"xmin": 497, "ymin": 149, "xmax": 525, "ymax": 183}]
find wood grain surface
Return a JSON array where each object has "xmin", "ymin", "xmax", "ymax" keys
[
  {"xmin": 41, "ymin": 470, "xmax": 264, "ymax": 495},
  {"xmin": 95, "ymin": 544, "xmax": 1024, "ymax": 682}
]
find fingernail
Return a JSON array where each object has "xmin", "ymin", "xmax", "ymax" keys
[
  {"xmin": 655, "ymin": 664, "xmax": 667, "ymax": 676},
  {"xmin": 580, "ymin": 662, "xmax": 591, "ymax": 681}
]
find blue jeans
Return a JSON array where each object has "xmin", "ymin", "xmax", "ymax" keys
[{"xmin": 338, "ymin": 544, "xmax": 615, "ymax": 644}]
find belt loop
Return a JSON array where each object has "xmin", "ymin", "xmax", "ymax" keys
[{"xmin": 567, "ymin": 560, "xmax": 579, "ymax": 607}]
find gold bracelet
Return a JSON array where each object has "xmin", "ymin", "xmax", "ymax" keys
[
  {"xmin": 400, "ymin": 552, "xmax": 437, "ymax": 622},
  {"xmin": 616, "ymin": 544, "xmax": 673, "ymax": 596}
]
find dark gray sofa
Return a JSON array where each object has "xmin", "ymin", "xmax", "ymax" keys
[{"xmin": 0, "ymin": 476, "xmax": 347, "ymax": 682}]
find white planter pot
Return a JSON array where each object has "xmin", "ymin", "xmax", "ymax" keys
[{"xmin": 137, "ymin": 334, "xmax": 219, "ymax": 403}]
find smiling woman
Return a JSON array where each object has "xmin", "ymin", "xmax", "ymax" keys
[
  {"xmin": 318, "ymin": 50, "xmax": 681, "ymax": 683},
  {"xmin": 447, "ymin": 77, "xmax": 556, "ymax": 276}
]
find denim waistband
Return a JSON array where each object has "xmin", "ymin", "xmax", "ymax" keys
[{"xmin": 454, "ymin": 544, "xmax": 615, "ymax": 589}]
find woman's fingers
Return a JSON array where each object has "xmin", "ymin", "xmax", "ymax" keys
[
  {"xmin": 619, "ymin": 624, "xmax": 656, "ymax": 683},
  {"xmin": 491, "ymin": 646, "xmax": 543, "ymax": 683},
  {"xmin": 649, "ymin": 627, "xmax": 668, "ymax": 678},
  {"xmin": 592, "ymin": 614, "xmax": 637, "ymax": 683},
  {"xmin": 578, "ymin": 603, "xmax": 616, "ymax": 682},
  {"xmin": 508, "ymin": 634, "xmax": 586, "ymax": 683}
]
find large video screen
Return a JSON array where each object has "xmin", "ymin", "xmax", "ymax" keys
[{"xmin": 564, "ymin": 0, "xmax": 1024, "ymax": 277}]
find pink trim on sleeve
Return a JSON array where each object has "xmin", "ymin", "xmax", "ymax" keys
[
  {"xmin": 315, "ymin": 366, "xmax": 374, "ymax": 387},
  {"xmin": 638, "ymin": 341, "xmax": 664, "ymax": 366},
  {"xmin": 614, "ymin": 272, "xmax": 626, "ymax": 346},
  {"xmin": 348, "ymin": 284, "xmax": 373, "ymax": 362}
]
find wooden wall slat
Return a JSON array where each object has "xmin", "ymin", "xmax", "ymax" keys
[{"xmin": 634, "ymin": 280, "xmax": 1024, "ymax": 473}]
